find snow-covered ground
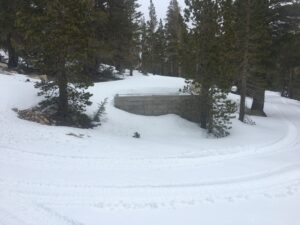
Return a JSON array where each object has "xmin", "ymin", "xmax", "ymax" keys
[{"xmin": 0, "ymin": 71, "xmax": 300, "ymax": 225}]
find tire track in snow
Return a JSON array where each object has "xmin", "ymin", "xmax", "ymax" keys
[
  {"xmin": 4, "ymin": 177, "xmax": 300, "ymax": 210},
  {"xmin": 0, "ymin": 201, "xmax": 33, "ymax": 225},
  {"xmin": 0, "ymin": 97, "xmax": 299, "ymax": 168},
  {"xmin": 0, "ymin": 96, "xmax": 300, "ymax": 208},
  {"xmin": 0, "ymin": 108, "xmax": 298, "ymax": 170},
  {"xmin": 0, "ymin": 194, "xmax": 79, "ymax": 225},
  {"xmin": 0, "ymin": 98, "xmax": 299, "ymax": 171},
  {"xmin": 1, "ymin": 162, "xmax": 300, "ymax": 200},
  {"xmin": 34, "ymin": 203, "xmax": 84, "ymax": 225},
  {"xmin": 1, "ymin": 93, "xmax": 300, "ymax": 214}
]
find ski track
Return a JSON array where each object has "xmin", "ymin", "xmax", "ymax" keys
[
  {"xmin": 0, "ymin": 98, "xmax": 298, "ymax": 171},
  {"xmin": 0, "ymin": 109, "xmax": 297, "ymax": 170},
  {"xmin": 1, "ymin": 75, "xmax": 300, "ymax": 224}
]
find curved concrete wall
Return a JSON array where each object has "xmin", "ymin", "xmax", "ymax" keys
[{"xmin": 114, "ymin": 94, "xmax": 201, "ymax": 123}]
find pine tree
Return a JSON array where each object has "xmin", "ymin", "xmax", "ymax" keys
[
  {"xmin": 0, "ymin": 0, "xmax": 22, "ymax": 68},
  {"xmin": 184, "ymin": 0, "xmax": 236, "ymax": 137},
  {"xmin": 180, "ymin": 30, "xmax": 197, "ymax": 80},
  {"xmin": 82, "ymin": 0, "xmax": 110, "ymax": 80},
  {"xmin": 235, "ymin": 0, "xmax": 272, "ymax": 120},
  {"xmin": 147, "ymin": 0, "xmax": 158, "ymax": 34},
  {"xmin": 185, "ymin": 0, "xmax": 220, "ymax": 129},
  {"xmin": 105, "ymin": 0, "xmax": 142, "ymax": 74},
  {"xmin": 153, "ymin": 19, "xmax": 167, "ymax": 75},
  {"xmin": 17, "ymin": 0, "xmax": 101, "ymax": 126},
  {"xmin": 125, "ymin": 0, "xmax": 142, "ymax": 75},
  {"xmin": 140, "ymin": 17, "xmax": 150, "ymax": 74},
  {"xmin": 249, "ymin": 0, "xmax": 271, "ymax": 115},
  {"xmin": 207, "ymin": 89, "xmax": 237, "ymax": 138},
  {"xmin": 279, "ymin": 33, "xmax": 300, "ymax": 99},
  {"xmin": 235, "ymin": 0, "xmax": 251, "ymax": 122},
  {"xmin": 270, "ymin": 0, "xmax": 300, "ymax": 99},
  {"xmin": 165, "ymin": 0, "xmax": 186, "ymax": 77},
  {"xmin": 219, "ymin": 0, "xmax": 237, "ymax": 88},
  {"xmin": 146, "ymin": 0, "xmax": 158, "ymax": 74}
]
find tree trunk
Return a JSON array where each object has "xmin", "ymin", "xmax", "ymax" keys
[
  {"xmin": 170, "ymin": 61, "xmax": 174, "ymax": 76},
  {"xmin": 239, "ymin": 0, "xmax": 250, "ymax": 122},
  {"xmin": 116, "ymin": 63, "xmax": 123, "ymax": 74},
  {"xmin": 239, "ymin": 71, "xmax": 247, "ymax": 122},
  {"xmin": 130, "ymin": 68, "xmax": 133, "ymax": 76},
  {"xmin": 251, "ymin": 88, "xmax": 266, "ymax": 116},
  {"xmin": 84, "ymin": 57, "xmax": 98, "ymax": 79},
  {"xmin": 200, "ymin": 84, "xmax": 210, "ymax": 129},
  {"xmin": 288, "ymin": 69, "xmax": 294, "ymax": 99},
  {"xmin": 160, "ymin": 63, "xmax": 164, "ymax": 75},
  {"xmin": 7, "ymin": 33, "xmax": 18, "ymax": 69},
  {"xmin": 178, "ymin": 65, "xmax": 182, "ymax": 77},
  {"xmin": 57, "ymin": 70, "xmax": 68, "ymax": 120}
]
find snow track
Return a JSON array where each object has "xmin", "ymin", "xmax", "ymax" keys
[{"xmin": 0, "ymin": 73, "xmax": 300, "ymax": 225}]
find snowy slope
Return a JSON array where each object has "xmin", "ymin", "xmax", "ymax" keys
[{"xmin": 0, "ymin": 71, "xmax": 300, "ymax": 225}]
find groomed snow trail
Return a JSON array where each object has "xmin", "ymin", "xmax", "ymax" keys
[{"xmin": 0, "ymin": 72, "xmax": 300, "ymax": 225}]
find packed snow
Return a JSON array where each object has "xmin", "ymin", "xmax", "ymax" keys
[{"xmin": 0, "ymin": 71, "xmax": 300, "ymax": 225}]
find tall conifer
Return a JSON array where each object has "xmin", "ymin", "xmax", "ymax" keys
[
  {"xmin": 0, "ymin": 0, "xmax": 22, "ymax": 68},
  {"xmin": 165, "ymin": 0, "xmax": 186, "ymax": 77},
  {"xmin": 185, "ymin": 0, "xmax": 236, "ymax": 137},
  {"xmin": 17, "ymin": 0, "xmax": 102, "ymax": 125}
]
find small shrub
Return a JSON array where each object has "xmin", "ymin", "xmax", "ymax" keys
[
  {"xmin": 93, "ymin": 98, "xmax": 108, "ymax": 125},
  {"xmin": 183, "ymin": 80, "xmax": 237, "ymax": 138},
  {"xmin": 207, "ymin": 89, "xmax": 237, "ymax": 138}
]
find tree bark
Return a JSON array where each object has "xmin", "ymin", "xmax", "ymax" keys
[
  {"xmin": 160, "ymin": 63, "xmax": 164, "ymax": 75},
  {"xmin": 7, "ymin": 33, "xmax": 18, "ymax": 69},
  {"xmin": 239, "ymin": 0, "xmax": 250, "ymax": 122},
  {"xmin": 239, "ymin": 69, "xmax": 247, "ymax": 122},
  {"xmin": 200, "ymin": 84, "xmax": 210, "ymax": 129},
  {"xmin": 251, "ymin": 88, "xmax": 266, "ymax": 116},
  {"xmin": 57, "ymin": 64, "xmax": 68, "ymax": 119},
  {"xmin": 178, "ymin": 65, "xmax": 182, "ymax": 77},
  {"xmin": 170, "ymin": 61, "xmax": 174, "ymax": 76},
  {"xmin": 288, "ymin": 69, "xmax": 294, "ymax": 99}
]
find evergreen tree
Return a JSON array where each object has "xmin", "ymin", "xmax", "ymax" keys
[
  {"xmin": 105, "ymin": 0, "xmax": 141, "ymax": 74},
  {"xmin": 147, "ymin": 0, "xmax": 158, "ymax": 34},
  {"xmin": 82, "ymin": 0, "xmax": 110, "ymax": 80},
  {"xmin": 208, "ymin": 89, "xmax": 237, "ymax": 138},
  {"xmin": 17, "ymin": 0, "xmax": 102, "ymax": 126},
  {"xmin": 219, "ymin": 0, "xmax": 237, "ymax": 87},
  {"xmin": 165, "ymin": 0, "xmax": 186, "ymax": 77},
  {"xmin": 235, "ymin": 0, "xmax": 272, "ymax": 121},
  {"xmin": 270, "ymin": 0, "xmax": 300, "ymax": 99},
  {"xmin": 185, "ymin": 0, "xmax": 236, "ymax": 137},
  {"xmin": 153, "ymin": 19, "xmax": 167, "ymax": 75},
  {"xmin": 125, "ymin": 0, "xmax": 143, "ymax": 75},
  {"xmin": 185, "ymin": 0, "xmax": 221, "ymax": 129},
  {"xmin": 0, "ymin": 0, "xmax": 22, "ymax": 68},
  {"xmin": 145, "ymin": 0, "xmax": 158, "ymax": 74},
  {"xmin": 279, "ymin": 33, "xmax": 300, "ymax": 99},
  {"xmin": 180, "ymin": 28, "xmax": 197, "ymax": 80},
  {"xmin": 235, "ymin": 0, "xmax": 250, "ymax": 122},
  {"xmin": 140, "ymin": 17, "xmax": 150, "ymax": 74},
  {"xmin": 249, "ymin": 0, "xmax": 271, "ymax": 115}
]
